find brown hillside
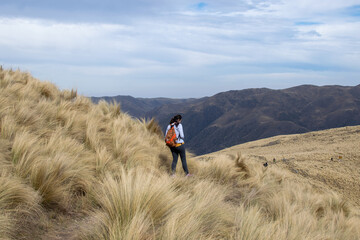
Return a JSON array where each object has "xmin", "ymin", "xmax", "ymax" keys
[
  {"xmin": 197, "ymin": 125, "xmax": 360, "ymax": 206},
  {"xmin": 1, "ymin": 68, "xmax": 359, "ymax": 240}
]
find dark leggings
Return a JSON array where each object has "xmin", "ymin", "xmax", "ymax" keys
[{"xmin": 170, "ymin": 145, "xmax": 189, "ymax": 174}]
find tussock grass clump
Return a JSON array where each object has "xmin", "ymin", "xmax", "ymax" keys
[
  {"xmin": 0, "ymin": 172, "xmax": 41, "ymax": 210},
  {"xmin": 161, "ymin": 179, "xmax": 234, "ymax": 240},
  {"xmin": 29, "ymin": 153, "xmax": 93, "ymax": 209},
  {"xmin": 0, "ymin": 171, "xmax": 42, "ymax": 239},
  {"xmin": 80, "ymin": 168, "xmax": 179, "ymax": 240},
  {"xmin": 10, "ymin": 130, "xmax": 95, "ymax": 209},
  {"xmin": 0, "ymin": 67, "xmax": 359, "ymax": 239},
  {"xmin": 196, "ymin": 153, "xmax": 250, "ymax": 184},
  {"xmin": 80, "ymin": 169, "xmax": 235, "ymax": 240}
]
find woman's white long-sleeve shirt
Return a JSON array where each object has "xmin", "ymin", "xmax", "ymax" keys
[{"xmin": 165, "ymin": 123, "xmax": 184, "ymax": 144}]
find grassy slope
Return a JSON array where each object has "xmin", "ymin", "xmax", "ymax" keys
[
  {"xmin": 0, "ymin": 68, "xmax": 359, "ymax": 240},
  {"xmin": 198, "ymin": 125, "xmax": 360, "ymax": 207}
]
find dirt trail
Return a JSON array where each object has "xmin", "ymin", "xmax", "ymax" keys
[{"xmin": 197, "ymin": 125, "xmax": 360, "ymax": 206}]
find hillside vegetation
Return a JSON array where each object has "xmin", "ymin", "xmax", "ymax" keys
[
  {"xmin": 199, "ymin": 125, "xmax": 360, "ymax": 207},
  {"xmin": 0, "ymin": 67, "xmax": 359, "ymax": 239}
]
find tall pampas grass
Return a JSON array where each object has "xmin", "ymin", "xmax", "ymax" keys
[
  {"xmin": 162, "ymin": 179, "xmax": 234, "ymax": 240},
  {"xmin": 29, "ymin": 153, "xmax": 93, "ymax": 209},
  {"xmin": 0, "ymin": 171, "xmax": 42, "ymax": 239},
  {"xmin": 79, "ymin": 168, "xmax": 179, "ymax": 240}
]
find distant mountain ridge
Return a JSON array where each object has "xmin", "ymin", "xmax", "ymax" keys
[
  {"xmin": 91, "ymin": 95, "xmax": 197, "ymax": 118},
  {"xmin": 92, "ymin": 84, "xmax": 360, "ymax": 155}
]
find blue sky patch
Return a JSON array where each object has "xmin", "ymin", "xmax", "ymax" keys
[
  {"xmin": 345, "ymin": 5, "xmax": 360, "ymax": 16},
  {"xmin": 295, "ymin": 21, "xmax": 321, "ymax": 26},
  {"xmin": 196, "ymin": 2, "xmax": 208, "ymax": 11}
]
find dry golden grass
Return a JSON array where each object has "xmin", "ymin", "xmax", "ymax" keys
[
  {"xmin": 0, "ymin": 67, "xmax": 359, "ymax": 239},
  {"xmin": 0, "ymin": 170, "xmax": 43, "ymax": 239},
  {"xmin": 202, "ymin": 125, "xmax": 360, "ymax": 207}
]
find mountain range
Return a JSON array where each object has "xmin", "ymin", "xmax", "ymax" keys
[{"xmin": 91, "ymin": 84, "xmax": 360, "ymax": 155}]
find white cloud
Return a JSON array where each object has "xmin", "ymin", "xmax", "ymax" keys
[
  {"xmin": 0, "ymin": 18, "xmax": 136, "ymax": 56},
  {"xmin": 0, "ymin": 0, "xmax": 359, "ymax": 98}
]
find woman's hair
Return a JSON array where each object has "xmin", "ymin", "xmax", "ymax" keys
[{"xmin": 170, "ymin": 114, "xmax": 182, "ymax": 124}]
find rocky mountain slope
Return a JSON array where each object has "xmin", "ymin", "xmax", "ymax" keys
[
  {"xmin": 147, "ymin": 84, "xmax": 360, "ymax": 155},
  {"xmin": 94, "ymin": 85, "xmax": 360, "ymax": 155}
]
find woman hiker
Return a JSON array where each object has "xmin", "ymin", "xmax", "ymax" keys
[{"xmin": 165, "ymin": 114, "xmax": 191, "ymax": 177}]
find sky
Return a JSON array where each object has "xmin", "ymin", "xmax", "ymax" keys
[{"xmin": 0, "ymin": 0, "xmax": 359, "ymax": 98}]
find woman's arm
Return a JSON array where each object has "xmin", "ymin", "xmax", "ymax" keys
[{"xmin": 178, "ymin": 124, "xmax": 184, "ymax": 140}]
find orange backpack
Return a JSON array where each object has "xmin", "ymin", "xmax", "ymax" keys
[{"xmin": 165, "ymin": 125, "xmax": 177, "ymax": 147}]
